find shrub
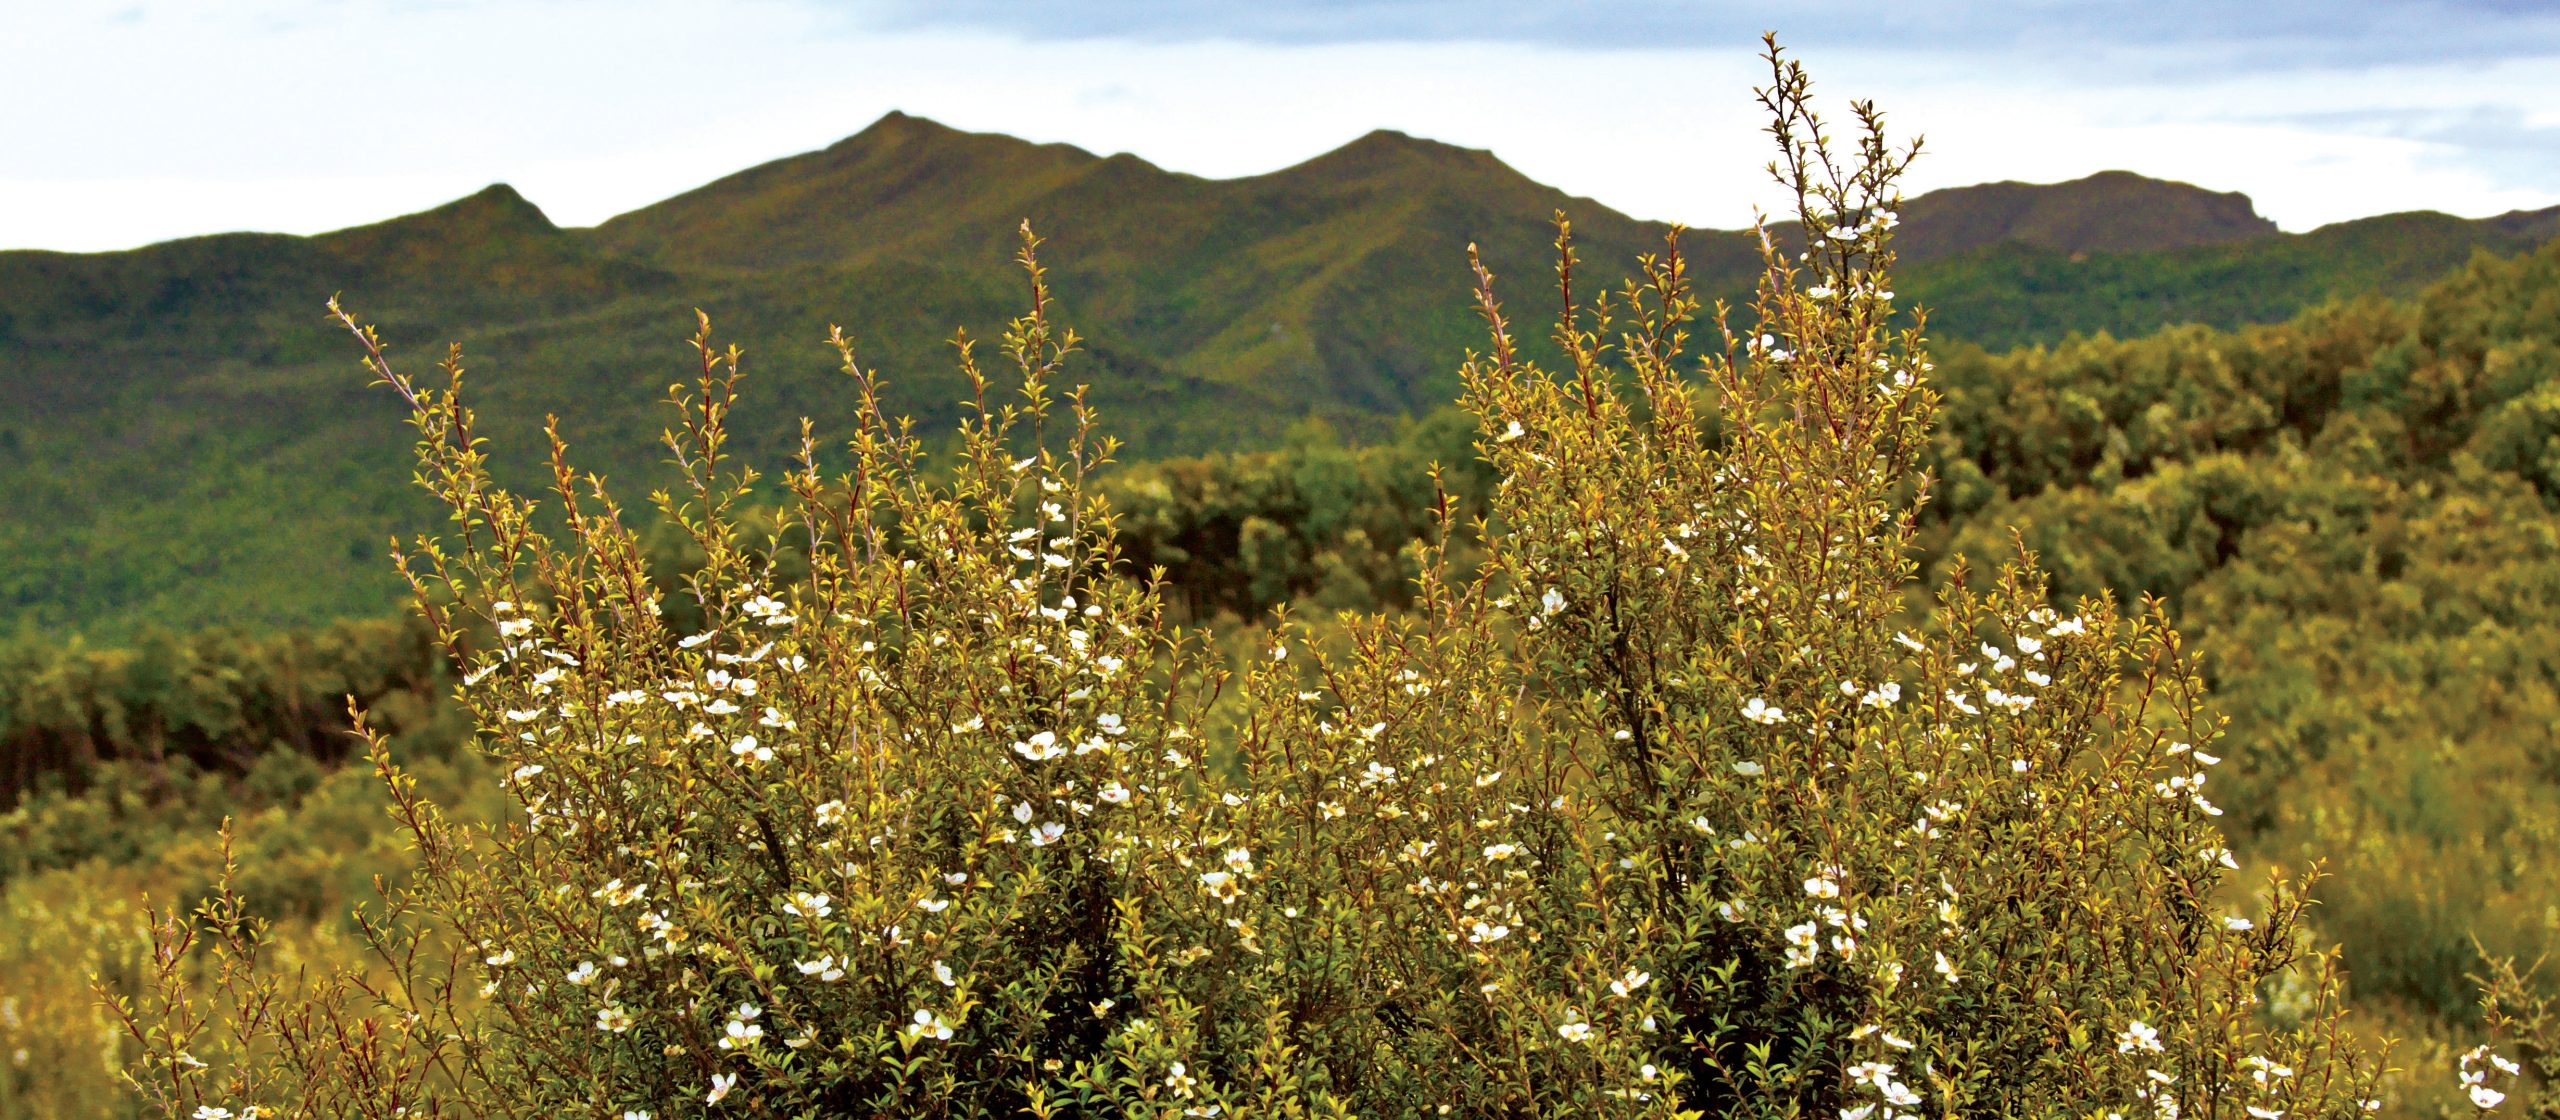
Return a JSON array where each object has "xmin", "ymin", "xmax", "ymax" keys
[{"xmin": 117, "ymin": 41, "xmax": 2381, "ymax": 1119}]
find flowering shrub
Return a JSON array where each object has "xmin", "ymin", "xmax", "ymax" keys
[{"xmin": 118, "ymin": 42, "xmax": 2384, "ymax": 1119}]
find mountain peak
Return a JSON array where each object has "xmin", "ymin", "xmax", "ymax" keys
[
  {"xmin": 310, "ymin": 182, "xmax": 562, "ymax": 271},
  {"xmin": 421, "ymin": 182, "xmax": 554, "ymax": 232},
  {"xmin": 1889, "ymin": 170, "xmax": 2276, "ymax": 260},
  {"xmin": 830, "ymin": 109, "xmax": 961, "ymax": 150},
  {"xmin": 1271, "ymin": 128, "xmax": 1503, "ymax": 185},
  {"xmin": 588, "ymin": 111, "xmax": 1104, "ymax": 269}
]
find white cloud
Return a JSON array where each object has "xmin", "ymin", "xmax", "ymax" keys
[{"xmin": 3, "ymin": 0, "xmax": 2553, "ymax": 252}]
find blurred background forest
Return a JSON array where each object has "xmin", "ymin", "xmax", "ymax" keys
[{"xmin": 7, "ymin": 106, "xmax": 2560, "ymax": 1116}]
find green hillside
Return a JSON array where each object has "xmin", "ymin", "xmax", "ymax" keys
[{"xmin": 0, "ymin": 111, "xmax": 2551, "ymax": 639}]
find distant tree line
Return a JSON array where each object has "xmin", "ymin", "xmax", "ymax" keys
[{"xmin": 0, "ymin": 618, "xmax": 453, "ymax": 807}]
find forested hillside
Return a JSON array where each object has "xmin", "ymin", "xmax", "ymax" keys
[
  {"xmin": 2, "ymin": 112, "xmax": 2552, "ymax": 638},
  {"xmin": 11, "ymin": 230, "xmax": 2560, "ymax": 1021},
  {"xmin": 8, "ymin": 217, "xmax": 2560, "ymax": 1120},
  {"xmin": 7, "ymin": 106, "xmax": 2560, "ymax": 1114}
]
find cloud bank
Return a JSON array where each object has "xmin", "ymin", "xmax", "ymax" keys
[{"xmin": 3, "ymin": 0, "xmax": 2553, "ymax": 251}]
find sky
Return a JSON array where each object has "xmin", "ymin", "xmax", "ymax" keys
[{"xmin": 7, "ymin": 0, "xmax": 2560, "ymax": 252}]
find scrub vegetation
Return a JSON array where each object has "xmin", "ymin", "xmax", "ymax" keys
[{"xmin": 2, "ymin": 40, "xmax": 2557, "ymax": 1120}]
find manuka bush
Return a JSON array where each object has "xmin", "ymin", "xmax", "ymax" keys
[{"xmin": 118, "ymin": 42, "xmax": 2384, "ymax": 1119}]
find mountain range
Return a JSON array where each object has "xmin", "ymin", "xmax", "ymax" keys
[{"xmin": 3, "ymin": 111, "xmax": 2554, "ymax": 636}]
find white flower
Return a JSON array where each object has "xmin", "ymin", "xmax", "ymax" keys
[
  {"xmin": 1741, "ymin": 697, "xmax": 1787, "ymax": 725},
  {"xmin": 1610, "ymin": 969, "xmax": 1651, "ymax": 997},
  {"xmin": 1483, "ymin": 843, "xmax": 1520, "ymax": 862},
  {"xmin": 795, "ymin": 956, "xmax": 846, "ymax": 983},
  {"xmin": 2224, "ymin": 916, "xmax": 2254, "ymax": 931},
  {"xmin": 1199, "ymin": 870, "xmax": 1241, "ymax": 905},
  {"xmin": 1469, "ymin": 921, "xmax": 1511, "ymax": 943},
  {"xmin": 2469, "ymin": 1085, "xmax": 2507, "ymax": 1109},
  {"xmin": 1731, "ymin": 760, "xmax": 1765, "ymax": 776},
  {"xmin": 1557, "ymin": 1017, "xmax": 1594, "ymax": 1043},
  {"xmin": 565, "ymin": 960, "xmax": 599, "ymax": 985},
  {"xmin": 1497, "ymin": 420, "xmax": 1526, "ymax": 442},
  {"xmin": 1097, "ymin": 782, "xmax": 1131, "ymax": 805},
  {"xmin": 783, "ymin": 892, "xmax": 832, "ymax": 919},
  {"xmin": 1541, "ymin": 588, "xmax": 1566, "ymax": 617},
  {"xmin": 1013, "ymin": 731, "xmax": 1067, "ymax": 761},
  {"xmin": 2117, "ymin": 1020, "xmax": 2162, "ymax": 1054},
  {"xmin": 1784, "ymin": 922, "xmax": 1821, "ymax": 969},
  {"xmin": 706, "ymin": 1071, "xmax": 737, "ymax": 1105},
  {"xmin": 905, "ymin": 1008, "xmax": 955, "ymax": 1041},
  {"xmin": 2247, "ymin": 1108, "xmax": 2285, "ymax": 1120},
  {"xmin": 917, "ymin": 896, "xmax": 951, "ymax": 913},
  {"xmin": 595, "ymin": 1003, "xmax": 634, "ymax": 1033},
  {"xmin": 1804, "ymin": 876, "xmax": 1840, "ymax": 899},
  {"xmin": 1030, "ymin": 821, "xmax": 1067, "ymax": 847},
  {"xmin": 934, "ymin": 960, "xmax": 956, "ymax": 986}
]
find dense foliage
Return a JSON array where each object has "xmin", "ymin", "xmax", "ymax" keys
[
  {"xmin": 10, "ymin": 224, "xmax": 2560, "ymax": 1120},
  {"xmin": 0, "ymin": 619, "xmax": 455, "ymax": 810},
  {"xmin": 8, "ymin": 43, "xmax": 2560, "ymax": 1120},
  {"xmin": 1094, "ymin": 233, "xmax": 2560, "ymax": 1042},
  {"xmin": 91, "ymin": 50, "xmax": 2398, "ymax": 1120}
]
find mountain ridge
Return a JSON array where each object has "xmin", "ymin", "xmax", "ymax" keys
[
  {"xmin": 4, "ymin": 110, "xmax": 2557, "ymax": 636},
  {"xmin": 573, "ymin": 114, "xmax": 2315, "ymax": 270}
]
